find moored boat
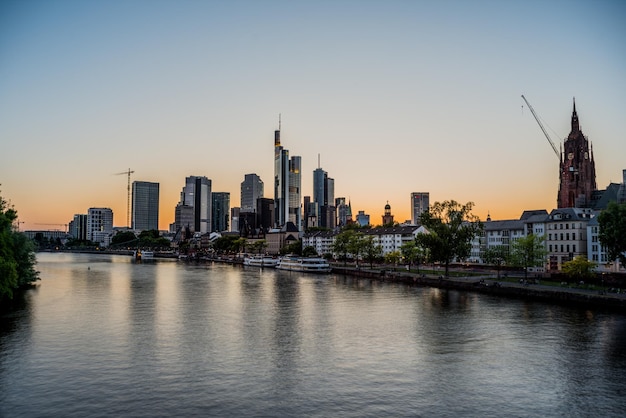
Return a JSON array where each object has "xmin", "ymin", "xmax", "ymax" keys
[
  {"xmin": 134, "ymin": 250, "xmax": 154, "ymax": 260},
  {"xmin": 243, "ymin": 255, "xmax": 279, "ymax": 268},
  {"xmin": 276, "ymin": 256, "xmax": 331, "ymax": 273}
]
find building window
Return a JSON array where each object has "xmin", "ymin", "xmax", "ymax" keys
[{"xmin": 573, "ymin": 245, "xmax": 576, "ymax": 253}]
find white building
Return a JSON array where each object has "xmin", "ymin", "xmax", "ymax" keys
[
  {"xmin": 587, "ymin": 214, "xmax": 626, "ymax": 273},
  {"xmin": 302, "ymin": 226, "xmax": 426, "ymax": 259},
  {"xmin": 469, "ymin": 210, "xmax": 548, "ymax": 264},
  {"xmin": 87, "ymin": 207, "xmax": 113, "ymax": 246},
  {"xmin": 545, "ymin": 207, "xmax": 594, "ymax": 271}
]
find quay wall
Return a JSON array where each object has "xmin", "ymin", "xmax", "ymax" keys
[{"xmin": 331, "ymin": 267, "xmax": 626, "ymax": 313}]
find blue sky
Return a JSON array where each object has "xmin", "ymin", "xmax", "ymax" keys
[{"xmin": 1, "ymin": 0, "xmax": 625, "ymax": 230}]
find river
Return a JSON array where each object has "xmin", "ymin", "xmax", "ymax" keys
[{"xmin": 1, "ymin": 252, "xmax": 626, "ymax": 417}]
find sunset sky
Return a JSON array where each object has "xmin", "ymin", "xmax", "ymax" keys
[{"xmin": 1, "ymin": 0, "xmax": 625, "ymax": 232}]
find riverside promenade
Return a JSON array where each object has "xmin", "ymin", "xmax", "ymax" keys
[{"xmin": 330, "ymin": 265, "xmax": 626, "ymax": 313}]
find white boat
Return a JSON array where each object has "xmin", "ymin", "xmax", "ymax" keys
[
  {"xmin": 276, "ymin": 256, "xmax": 332, "ymax": 273},
  {"xmin": 243, "ymin": 255, "xmax": 279, "ymax": 268},
  {"xmin": 134, "ymin": 250, "xmax": 154, "ymax": 260}
]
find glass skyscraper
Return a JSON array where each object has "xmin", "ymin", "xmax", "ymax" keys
[
  {"xmin": 411, "ymin": 192, "xmax": 429, "ymax": 225},
  {"xmin": 132, "ymin": 181, "xmax": 160, "ymax": 231}
]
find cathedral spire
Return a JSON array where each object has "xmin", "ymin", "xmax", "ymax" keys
[{"xmin": 571, "ymin": 97, "xmax": 579, "ymax": 133}]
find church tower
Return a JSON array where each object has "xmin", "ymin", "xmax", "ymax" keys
[
  {"xmin": 382, "ymin": 201, "xmax": 394, "ymax": 225},
  {"xmin": 557, "ymin": 99, "xmax": 597, "ymax": 208}
]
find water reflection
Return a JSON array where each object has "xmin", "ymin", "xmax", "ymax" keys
[{"xmin": 1, "ymin": 253, "xmax": 626, "ymax": 417}]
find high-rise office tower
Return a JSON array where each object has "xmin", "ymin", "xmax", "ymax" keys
[
  {"xmin": 313, "ymin": 163, "xmax": 335, "ymax": 229},
  {"xmin": 289, "ymin": 156, "xmax": 302, "ymax": 230},
  {"xmin": 69, "ymin": 214, "xmax": 87, "ymax": 241},
  {"xmin": 177, "ymin": 176, "xmax": 212, "ymax": 233},
  {"xmin": 230, "ymin": 207, "xmax": 240, "ymax": 232},
  {"xmin": 257, "ymin": 197, "xmax": 275, "ymax": 233},
  {"xmin": 211, "ymin": 192, "xmax": 230, "ymax": 233},
  {"xmin": 240, "ymin": 174, "xmax": 263, "ymax": 213},
  {"xmin": 557, "ymin": 99, "xmax": 597, "ymax": 208},
  {"xmin": 411, "ymin": 192, "xmax": 430, "ymax": 225},
  {"xmin": 274, "ymin": 122, "xmax": 290, "ymax": 227},
  {"xmin": 132, "ymin": 181, "xmax": 159, "ymax": 231},
  {"xmin": 336, "ymin": 197, "xmax": 350, "ymax": 227},
  {"xmin": 313, "ymin": 167, "xmax": 326, "ymax": 210}
]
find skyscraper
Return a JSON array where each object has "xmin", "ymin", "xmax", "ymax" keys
[
  {"xmin": 557, "ymin": 99, "xmax": 597, "ymax": 208},
  {"xmin": 273, "ymin": 119, "xmax": 301, "ymax": 228},
  {"xmin": 289, "ymin": 156, "xmax": 302, "ymax": 230},
  {"xmin": 240, "ymin": 173, "xmax": 263, "ymax": 213},
  {"xmin": 69, "ymin": 214, "xmax": 87, "ymax": 241},
  {"xmin": 274, "ymin": 124, "xmax": 289, "ymax": 227},
  {"xmin": 176, "ymin": 176, "xmax": 212, "ymax": 233},
  {"xmin": 313, "ymin": 165, "xmax": 335, "ymax": 229},
  {"xmin": 132, "ymin": 181, "xmax": 159, "ymax": 231},
  {"xmin": 212, "ymin": 192, "xmax": 230, "ymax": 233},
  {"xmin": 335, "ymin": 197, "xmax": 352, "ymax": 227},
  {"xmin": 411, "ymin": 192, "xmax": 429, "ymax": 225}
]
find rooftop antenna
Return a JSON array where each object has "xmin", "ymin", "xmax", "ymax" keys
[
  {"xmin": 279, "ymin": 113, "xmax": 281, "ymax": 131},
  {"xmin": 318, "ymin": 153, "xmax": 321, "ymax": 169}
]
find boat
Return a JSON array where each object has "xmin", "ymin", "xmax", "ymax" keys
[
  {"xmin": 133, "ymin": 250, "xmax": 154, "ymax": 260},
  {"xmin": 243, "ymin": 255, "xmax": 279, "ymax": 268},
  {"xmin": 275, "ymin": 256, "xmax": 332, "ymax": 273}
]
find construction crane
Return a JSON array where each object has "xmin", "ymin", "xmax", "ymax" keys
[
  {"xmin": 521, "ymin": 95, "xmax": 561, "ymax": 160},
  {"xmin": 115, "ymin": 168, "xmax": 134, "ymax": 228},
  {"xmin": 35, "ymin": 223, "xmax": 68, "ymax": 232}
]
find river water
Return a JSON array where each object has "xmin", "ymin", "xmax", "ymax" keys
[{"xmin": 1, "ymin": 252, "xmax": 626, "ymax": 417}]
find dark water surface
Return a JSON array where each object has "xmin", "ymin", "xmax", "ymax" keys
[{"xmin": 2, "ymin": 253, "xmax": 626, "ymax": 417}]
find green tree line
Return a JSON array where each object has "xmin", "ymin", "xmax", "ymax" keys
[{"xmin": 1, "ymin": 191, "xmax": 39, "ymax": 300}]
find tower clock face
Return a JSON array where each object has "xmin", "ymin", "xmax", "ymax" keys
[
  {"xmin": 584, "ymin": 152, "xmax": 589, "ymax": 159},
  {"xmin": 568, "ymin": 152, "xmax": 574, "ymax": 160}
]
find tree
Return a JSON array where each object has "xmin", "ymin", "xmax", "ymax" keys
[
  {"xmin": 401, "ymin": 240, "xmax": 427, "ymax": 273},
  {"xmin": 415, "ymin": 200, "xmax": 483, "ymax": 277},
  {"xmin": 213, "ymin": 235, "xmax": 240, "ymax": 253},
  {"xmin": 385, "ymin": 250, "xmax": 402, "ymax": 266},
  {"xmin": 1, "ymin": 190, "xmax": 39, "ymax": 300},
  {"xmin": 509, "ymin": 234, "xmax": 547, "ymax": 279},
  {"xmin": 111, "ymin": 231, "xmax": 137, "ymax": 246},
  {"xmin": 347, "ymin": 232, "xmax": 367, "ymax": 267},
  {"xmin": 249, "ymin": 240, "xmax": 268, "ymax": 254},
  {"xmin": 330, "ymin": 229, "xmax": 355, "ymax": 265},
  {"xmin": 598, "ymin": 202, "xmax": 626, "ymax": 267},
  {"xmin": 561, "ymin": 256, "xmax": 596, "ymax": 282},
  {"xmin": 362, "ymin": 235, "xmax": 383, "ymax": 268},
  {"xmin": 281, "ymin": 240, "xmax": 303, "ymax": 256},
  {"xmin": 302, "ymin": 246, "xmax": 318, "ymax": 257},
  {"xmin": 482, "ymin": 245, "xmax": 510, "ymax": 279}
]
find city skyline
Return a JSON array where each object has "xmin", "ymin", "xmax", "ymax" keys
[{"xmin": 1, "ymin": 0, "xmax": 625, "ymax": 231}]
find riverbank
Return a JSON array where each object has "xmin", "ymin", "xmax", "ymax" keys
[{"xmin": 331, "ymin": 266, "xmax": 626, "ymax": 312}]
